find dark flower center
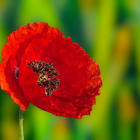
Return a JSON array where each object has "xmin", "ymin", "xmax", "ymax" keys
[{"xmin": 28, "ymin": 60, "xmax": 60, "ymax": 96}]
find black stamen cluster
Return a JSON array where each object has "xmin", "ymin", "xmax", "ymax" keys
[{"xmin": 28, "ymin": 60, "xmax": 60, "ymax": 96}]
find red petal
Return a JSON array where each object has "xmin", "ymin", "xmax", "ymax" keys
[
  {"xmin": 0, "ymin": 56, "xmax": 29, "ymax": 110},
  {"xmin": 0, "ymin": 22, "xmax": 49, "ymax": 110}
]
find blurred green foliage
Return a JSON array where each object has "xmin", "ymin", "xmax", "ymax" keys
[{"xmin": 0, "ymin": 0, "xmax": 140, "ymax": 140}]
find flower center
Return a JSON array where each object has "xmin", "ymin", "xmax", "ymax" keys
[{"xmin": 28, "ymin": 60, "xmax": 60, "ymax": 96}]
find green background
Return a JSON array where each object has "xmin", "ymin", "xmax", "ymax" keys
[{"xmin": 0, "ymin": 0, "xmax": 140, "ymax": 140}]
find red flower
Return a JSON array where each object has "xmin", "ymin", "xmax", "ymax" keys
[{"xmin": 0, "ymin": 22, "xmax": 102, "ymax": 119}]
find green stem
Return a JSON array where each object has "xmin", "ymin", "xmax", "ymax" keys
[{"xmin": 19, "ymin": 108, "xmax": 24, "ymax": 140}]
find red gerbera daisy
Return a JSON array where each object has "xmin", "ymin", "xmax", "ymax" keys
[{"xmin": 0, "ymin": 22, "xmax": 102, "ymax": 119}]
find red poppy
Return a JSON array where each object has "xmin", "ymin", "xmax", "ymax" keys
[{"xmin": 0, "ymin": 22, "xmax": 102, "ymax": 119}]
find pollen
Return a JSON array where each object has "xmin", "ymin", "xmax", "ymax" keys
[{"xmin": 28, "ymin": 60, "xmax": 60, "ymax": 96}]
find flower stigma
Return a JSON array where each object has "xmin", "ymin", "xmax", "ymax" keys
[
  {"xmin": 14, "ymin": 67, "xmax": 19, "ymax": 79},
  {"xmin": 28, "ymin": 60, "xmax": 60, "ymax": 96}
]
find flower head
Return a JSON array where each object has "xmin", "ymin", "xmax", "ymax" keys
[{"xmin": 0, "ymin": 22, "xmax": 102, "ymax": 119}]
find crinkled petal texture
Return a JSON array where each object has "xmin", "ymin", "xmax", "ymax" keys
[
  {"xmin": 0, "ymin": 22, "xmax": 102, "ymax": 119},
  {"xmin": 0, "ymin": 22, "xmax": 48, "ymax": 110}
]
